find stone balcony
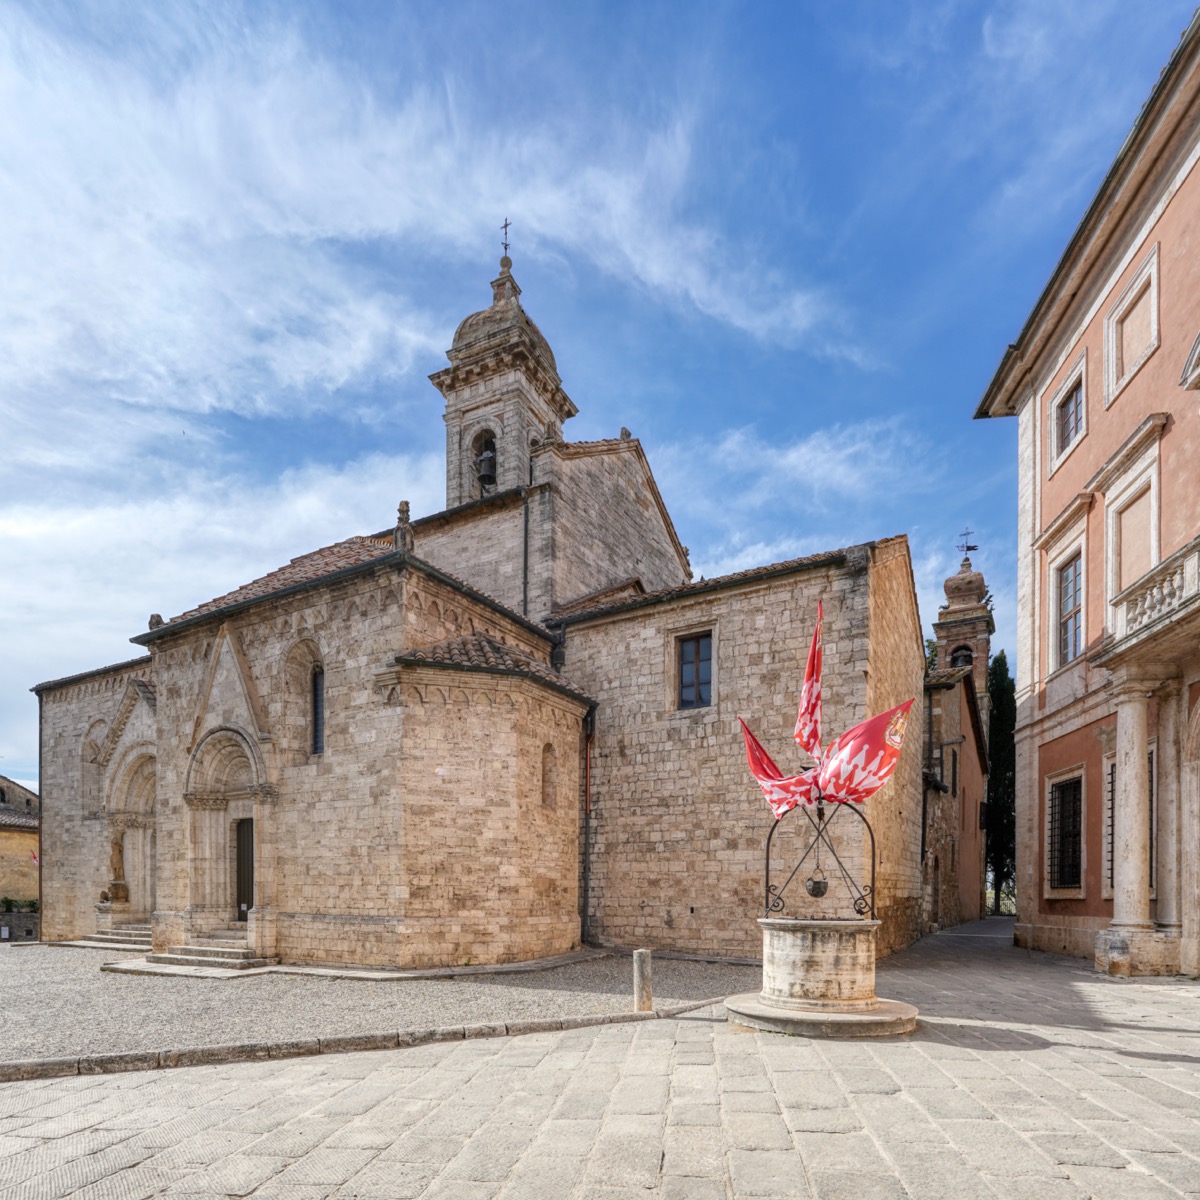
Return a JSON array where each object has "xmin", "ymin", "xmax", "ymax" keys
[{"xmin": 1108, "ymin": 535, "xmax": 1200, "ymax": 650}]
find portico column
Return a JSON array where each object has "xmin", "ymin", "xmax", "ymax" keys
[
  {"xmin": 1112, "ymin": 685, "xmax": 1152, "ymax": 930},
  {"xmin": 1155, "ymin": 684, "xmax": 1182, "ymax": 931}
]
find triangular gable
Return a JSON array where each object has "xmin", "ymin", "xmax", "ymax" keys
[
  {"xmin": 94, "ymin": 679, "xmax": 156, "ymax": 768},
  {"xmin": 188, "ymin": 623, "xmax": 270, "ymax": 751}
]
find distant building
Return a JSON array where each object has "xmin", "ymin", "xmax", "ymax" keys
[
  {"xmin": 35, "ymin": 257, "xmax": 934, "ymax": 970},
  {"xmin": 921, "ymin": 557, "xmax": 992, "ymax": 930},
  {"xmin": 975, "ymin": 14, "xmax": 1200, "ymax": 974},
  {"xmin": 0, "ymin": 774, "xmax": 40, "ymax": 942}
]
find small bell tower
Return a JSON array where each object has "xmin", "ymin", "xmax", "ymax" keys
[
  {"xmin": 430, "ymin": 254, "xmax": 577, "ymax": 508},
  {"xmin": 933, "ymin": 533, "xmax": 995, "ymax": 737}
]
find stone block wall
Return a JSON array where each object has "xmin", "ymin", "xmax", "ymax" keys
[
  {"xmin": 865, "ymin": 538, "xmax": 927, "ymax": 957},
  {"xmin": 0, "ymin": 828, "xmax": 38, "ymax": 901},
  {"xmin": 36, "ymin": 659, "xmax": 151, "ymax": 941},
  {"xmin": 565, "ymin": 556, "xmax": 879, "ymax": 960}
]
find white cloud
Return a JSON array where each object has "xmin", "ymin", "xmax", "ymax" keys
[
  {"xmin": 0, "ymin": 450, "xmax": 444, "ymax": 779},
  {"xmin": 0, "ymin": 5, "xmax": 850, "ymax": 490}
]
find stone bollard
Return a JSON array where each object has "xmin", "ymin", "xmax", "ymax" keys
[{"xmin": 633, "ymin": 948, "xmax": 653, "ymax": 1012}]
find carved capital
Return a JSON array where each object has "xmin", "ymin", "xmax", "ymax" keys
[{"xmin": 184, "ymin": 791, "xmax": 230, "ymax": 811}]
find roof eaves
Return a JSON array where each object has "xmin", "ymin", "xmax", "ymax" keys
[
  {"xmin": 557, "ymin": 547, "xmax": 858, "ymax": 626},
  {"xmin": 31, "ymin": 655, "xmax": 154, "ymax": 695},
  {"xmin": 393, "ymin": 655, "xmax": 593, "ymax": 707}
]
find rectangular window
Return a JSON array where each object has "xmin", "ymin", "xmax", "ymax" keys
[
  {"xmin": 678, "ymin": 633, "xmax": 712, "ymax": 709},
  {"xmin": 1048, "ymin": 777, "xmax": 1082, "ymax": 889},
  {"xmin": 1057, "ymin": 552, "xmax": 1082, "ymax": 665},
  {"xmin": 1056, "ymin": 381, "xmax": 1083, "ymax": 456}
]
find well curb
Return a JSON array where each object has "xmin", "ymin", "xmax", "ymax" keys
[{"xmin": 0, "ymin": 997, "xmax": 727, "ymax": 1084}]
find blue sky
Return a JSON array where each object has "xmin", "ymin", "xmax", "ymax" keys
[{"xmin": 1, "ymin": 0, "xmax": 1194, "ymax": 788}]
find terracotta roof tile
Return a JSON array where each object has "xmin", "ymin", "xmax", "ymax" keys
[
  {"xmin": 559, "ymin": 545, "xmax": 859, "ymax": 623},
  {"xmin": 396, "ymin": 634, "xmax": 592, "ymax": 704},
  {"xmin": 170, "ymin": 536, "xmax": 396, "ymax": 624},
  {"xmin": 0, "ymin": 805, "xmax": 38, "ymax": 831},
  {"xmin": 925, "ymin": 666, "xmax": 974, "ymax": 687}
]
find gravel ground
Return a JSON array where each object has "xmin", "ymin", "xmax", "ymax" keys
[{"xmin": 0, "ymin": 946, "xmax": 760, "ymax": 1062}]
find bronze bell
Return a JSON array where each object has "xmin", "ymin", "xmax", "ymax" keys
[
  {"xmin": 476, "ymin": 446, "xmax": 497, "ymax": 486},
  {"xmin": 805, "ymin": 867, "xmax": 828, "ymax": 899}
]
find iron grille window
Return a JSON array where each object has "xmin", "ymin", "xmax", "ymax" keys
[
  {"xmin": 1057, "ymin": 552, "xmax": 1082, "ymax": 665},
  {"xmin": 1148, "ymin": 749, "xmax": 1156, "ymax": 891},
  {"xmin": 311, "ymin": 665, "xmax": 325, "ymax": 756},
  {"xmin": 678, "ymin": 633, "xmax": 712, "ymax": 709},
  {"xmin": 1056, "ymin": 381, "xmax": 1083, "ymax": 456},
  {"xmin": 1048, "ymin": 777, "xmax": 1082, "ymax": 889}
]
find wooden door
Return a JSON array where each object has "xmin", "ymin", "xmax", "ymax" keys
[{"xmin": 236, "ymin": 819, "xmax": 254, "ymax": 922}]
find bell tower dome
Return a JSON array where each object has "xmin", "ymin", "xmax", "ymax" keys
[
  {"xmin": 430, "ymin": 257, "xmax": 578, "ymax": 508},
  {"xmin": 933, "ymin": 555, "xmax": 995, "ymax": 736}
]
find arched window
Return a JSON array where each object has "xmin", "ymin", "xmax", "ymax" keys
[
  {"xmin": 949, "ymin": 646, "xmax": 973, "ymax": 668},
  {"xmin": 541, "ymin": 743, "xmax": 557, "ymax": 809},
  {"xmin": 311, "ymin": 666, "xmax": 325, "ymax": 756},
  {"xmin": 471, "ymin": 428, "xmax": 497, "ymax": 495}
]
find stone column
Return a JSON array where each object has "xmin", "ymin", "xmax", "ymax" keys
[
  {"xmin": 1155, "ymin": 684, "xmax": 1182, "ymax": 932},
  {"xmin": 1112, "ymin": 684, "xmax": 1152, "ymax": 931}
]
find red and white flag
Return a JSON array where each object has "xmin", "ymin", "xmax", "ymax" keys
[
  {"xmin": 740, "ymin": 603, "xmax": 914, "ymax": 819},
  {"xmin": 30, "ymin": 850, "xmax": 39, "ymax": 865},
  {"xmin": 793, "ymin": 601, "xmax": 822, "ymax": 759}
]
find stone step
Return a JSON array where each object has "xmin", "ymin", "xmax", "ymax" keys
[
  {"xmin": 89, "ymin": 931, "xmax": 152, "ymax": 945},
  {"xmin": 114, "ymin": 923, "xmax": 151, "ymax": 933},
  {"xmin": 166, "ymin": 943, "xmax": 257, "ymax": 960},
  {"xmin": 145, "ymin": 952, "xmax": 278, "ymax": 970}
]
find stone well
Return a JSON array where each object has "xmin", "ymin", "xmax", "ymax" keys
[{"xmin": 725, "ymin": 916, "xmax": 917, "ymax": 1038}]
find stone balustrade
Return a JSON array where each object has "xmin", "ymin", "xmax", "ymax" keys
[{"xmin": 1114, "ymin": 536, "xmax": 1200, "ymax": 641}]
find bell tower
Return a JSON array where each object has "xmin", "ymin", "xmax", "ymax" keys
[
  {"xmin": 933, "ymin": 553, "xmax": 995, "ymax": 737},
  {"xmin": 430, "ymin": 257, "xmax": 578, "ymax": 508}
]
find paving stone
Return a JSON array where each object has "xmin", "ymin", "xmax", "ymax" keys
[
  {"xmin": 332, "ymin": 1159, "xmax": 436, "ymax": 1198},
  {"xmin": 668, "ymin": 1103, "xmax": 722, "ymax": 1126},
  {"xmin": 808, "ymin": 1169, "xmax": 909, "ymax": 1200},
  {"xmin": 1030, "ymin": 1132, "xmax": 1130, "ymax": 1167},
  {"xmin": 724, "ymin": 1111, "xmax": 792, "ymax": 1150},
  {"xmin": 662, "ymin": 1125, "xmax": 726, "ymax": 1176},
  {"xmin": 728, "ymin": 1148, "xmax": 813, "ymax": 1197},
  {"xmin": 794, "ymin": 1131, "xmax": 891, "ymax": 1173}
]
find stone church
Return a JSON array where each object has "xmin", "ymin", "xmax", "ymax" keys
[{"xmin": 35, "ymin": 257, "xmax": 928, "ymax": 969}]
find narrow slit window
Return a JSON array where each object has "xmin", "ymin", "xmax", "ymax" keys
[
  {"xmin": 678, "ymin": 633, "xmax": 712, "ymax": 709},
  {"xmin": 311, "ymin": 665, "xmax": 325, "ymax": 756}
]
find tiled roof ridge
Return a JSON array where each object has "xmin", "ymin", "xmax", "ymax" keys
[
  {"xmin": 558, "ymin": 544, "xmax": 865, "ymax": 624},
  {"xmin": 925, "ymin": 666, "xmax": 974, "ymax": 686},
  {"xmin": 397, "ymin": 633, "xmax": 591, "ymax": 704},
  {"xmin": 0, "ymin": 805, "xmax": 39, "ymax": 830}
]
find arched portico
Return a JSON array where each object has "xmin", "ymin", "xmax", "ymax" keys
[
  {"xmin": 184, "ymin": 727, "xmax": 274, "ymax": 949},
  {"xmin": 105, "ymin": 748, "xmax": 157, "ymax": 921}
]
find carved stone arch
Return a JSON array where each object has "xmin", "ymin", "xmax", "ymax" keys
[
  {"xmin": 187, "ymin": 726, "xmax": 263, "ymax": 798},
  {"xmin": 282, "ymin": 637, "xmax": 325, "ymax": 763},
  {"xmin": 106, "ymin": 744, "xmax": 157, "ymax": 816}
]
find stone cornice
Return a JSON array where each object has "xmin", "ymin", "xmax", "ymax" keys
[
  {"xmin": 1033, "ymin": 492, "xmax": 1095, "ymax": 552},
  {"xmin": 1084, "ymin": 412, "xmax": 1169, "ymax": 493}
]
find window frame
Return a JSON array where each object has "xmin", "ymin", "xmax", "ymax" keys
[
  {"xmin": 1044, "ymin": 766, "xmax": 1086, "ymax": 899},
  {"xmin": 311, "ymin": 664, "xmax": 325, "ymax": 757},
  {"xmin": 1046, "ymin": 350, "xmax": 1088, "ymax": 476},
  {"xmin": 1055, "ymin": 550, "xmax": 1084, "ymax": 669},
  {"xmin": 1101, "ymin": 433, "xmax": 1160, "ymax": 627},
  {"xmin": 1104, "ymin": 243, "xmax": 1160, "ymax": 407},
  {"xmin": 676, "ymin": 631, "xmax": 713, "ymax": 710}
]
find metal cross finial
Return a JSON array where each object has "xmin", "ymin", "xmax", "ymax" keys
[
  {"xmin": 956, "ymin": 527, "xmax": 979, "ymax": 556},
  {"xmin": 501, "ymin": 217, "xmax": 511, "ymax": 257}
]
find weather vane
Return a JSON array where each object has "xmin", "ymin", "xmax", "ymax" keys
[
  {"xmin": 957, "ymin": 527, "xmax": 978, "ymax": 556},
  {"xmin": 501, "ymin": 217, "xmax": 511, "ymax": 257}
]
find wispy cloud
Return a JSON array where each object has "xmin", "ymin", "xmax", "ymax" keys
[
  {"xmin": 0, "ymin": 4, "xmax": 851, "ymax": 490},
  {"xmin": 0, "ymin": 449, "xmax": 443, "ymax": 773}
]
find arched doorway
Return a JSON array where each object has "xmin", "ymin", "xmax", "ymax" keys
[
  {"xmin": 107, "ymin": 751, "xmax": 157, "ymax": 921},
  {"xmin": 185, "ymin": 728, "xmax": 265, "ymax": 933}
]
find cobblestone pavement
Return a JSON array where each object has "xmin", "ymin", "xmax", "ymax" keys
[
  {"xmin": 3, "ymin": 918, "xmax": 1200, "ymax": 1199},
  {"xmin": 0, "ymin": 948, "xmax": 759, "ymax": 1063}
]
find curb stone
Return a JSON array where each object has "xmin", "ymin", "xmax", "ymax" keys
[{"xmin": 0, "ymin": 996, "xmax": 728, "ymax": 1084}]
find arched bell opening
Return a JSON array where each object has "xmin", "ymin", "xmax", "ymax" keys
[{"xmin": 470, "ymin": 427, "xmax": 498, "ymax": 497}]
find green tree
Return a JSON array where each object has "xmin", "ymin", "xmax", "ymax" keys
[
  {"xmin": 925, "ymin": 638, "xmax": 938, "ymax": 671},
  {"xmin": 986, "ymin": 650, "xmax": 1016, "ymax": 914}
]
